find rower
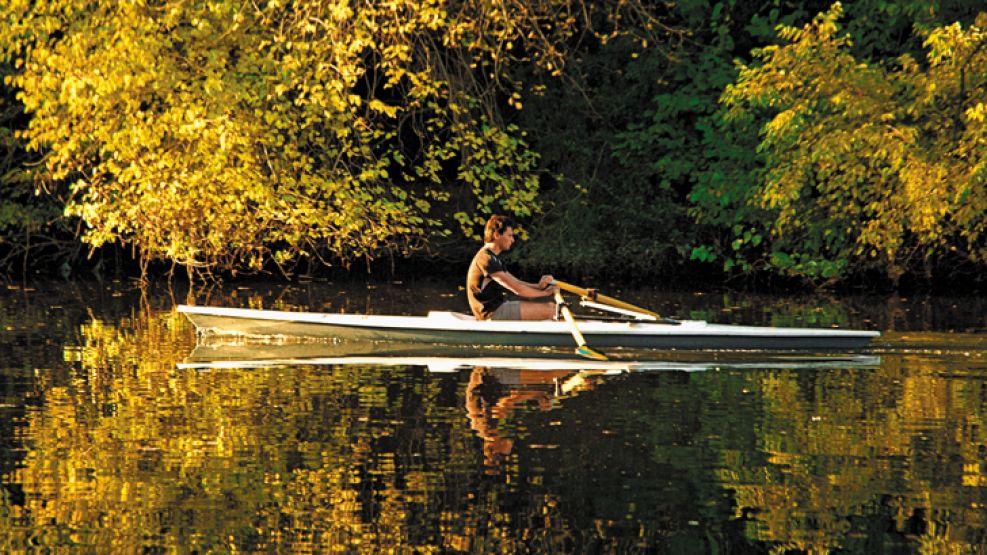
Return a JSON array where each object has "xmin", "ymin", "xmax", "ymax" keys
[{"xmin": 465, "ymin": 215, "xmax": 558, "ymax": 321}]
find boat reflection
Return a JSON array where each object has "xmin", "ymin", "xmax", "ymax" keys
[{"xmin": 179, "ymin": 339, "xmax": 881, "ymax": 374}]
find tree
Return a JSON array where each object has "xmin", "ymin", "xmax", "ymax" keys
[
  {"xmin": 717, "ymin": 4, "xmax": 986, "ymax": 283},
  {"xmin": 0, "ymin": 69, "xmax": 74, "ymax": 275},
  {"xmin": 0, "ymin": 0, "xmax": 654, "ymax": 277}
]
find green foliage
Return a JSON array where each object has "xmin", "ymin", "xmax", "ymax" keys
[
  {"xmin": 513, "ymin": 33, "xmax": 696, "ymax": 278},
  {"xmin": 520, "ymin": 0, "xmax": 985, "ymax": 285},
  {"xmin": 516, "ymin": 0, "xmax": 798, "ymax": 278},
  {"xmin": 718, "ymin": 4, "xmax": 987, "ymax": 282}
]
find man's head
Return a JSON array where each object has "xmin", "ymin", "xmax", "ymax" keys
[{"xmin": 483, "ymin": 214, "xmax": 516, "ymax": 246}]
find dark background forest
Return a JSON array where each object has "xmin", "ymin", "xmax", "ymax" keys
[{"xmin": 1, "ymin": 0, "xmax": 984, "ymax": 289}]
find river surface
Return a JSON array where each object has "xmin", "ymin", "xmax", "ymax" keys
[{"xmin": 1, "ymin": 279, "xmax": 986, "ymax": 553}]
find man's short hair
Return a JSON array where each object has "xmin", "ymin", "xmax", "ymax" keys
[{"xmin": 483, "ymin": 214, "xmax": 515, "ymax": 242}]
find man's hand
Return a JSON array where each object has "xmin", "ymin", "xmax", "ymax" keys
[{"xmin": 538, "ymin": 275, "xmax": 554, "ymax": 289}]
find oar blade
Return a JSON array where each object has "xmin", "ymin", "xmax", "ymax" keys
[{"xmin": 575, "ymin": 345, "xmax": 608, "ymax": 361}]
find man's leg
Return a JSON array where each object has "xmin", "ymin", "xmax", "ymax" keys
[{"xmin": 519, "ymin": 300, "xmax": 556, "ymax": 320}]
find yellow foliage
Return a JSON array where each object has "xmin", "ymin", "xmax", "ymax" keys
[{"xmin": 0, "ymin": 0, "xmax": 631, "ymax": 275}]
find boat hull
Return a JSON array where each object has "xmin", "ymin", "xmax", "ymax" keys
[{"xmin": 178, "ymin": 305, "xmax": 880, "ymax": 351}]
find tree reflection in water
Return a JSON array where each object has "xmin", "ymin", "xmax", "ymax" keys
[{"xmin": 1, "ymin": 284, "xmax": 987, "ymax": 552}]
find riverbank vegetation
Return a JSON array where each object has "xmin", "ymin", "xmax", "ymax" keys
[{"xmin": 0, "ymin": 1, "xmax": 983, "ymax": 288}]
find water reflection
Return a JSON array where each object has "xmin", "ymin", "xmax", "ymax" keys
[
  {"xmin": 466, "ymin": 367, "xmax": 558, "ymax": 472},
  {"xmin": 0, "ymin": 281, "xmax": 986, "ymax": 552}
]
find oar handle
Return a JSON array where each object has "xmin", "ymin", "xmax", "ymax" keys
[{"xmin": 551, "ymin": 280, "xmax": 660, "ymax": 319}]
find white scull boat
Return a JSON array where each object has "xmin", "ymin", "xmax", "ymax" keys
[
  {"xmin": 177, "ymin": 304, "xmax": 880, "ymax": 351},
  {"xmin": 178, "ymin": 353, "xmax": 881, "ymax": 373}
]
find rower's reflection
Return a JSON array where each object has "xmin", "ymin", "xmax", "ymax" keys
[{"xmin": 465, "ymin": 366, "xmax": 603, "ymax": 472}]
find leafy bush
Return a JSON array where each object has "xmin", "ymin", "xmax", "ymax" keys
[{"xmin": 717, "ymin": 4, "xmax": 986, "ymax": 283}]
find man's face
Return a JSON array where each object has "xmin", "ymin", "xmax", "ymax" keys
[{"xmin": 494, "ymin": 226, "xmax": 515, "ymax": 251}]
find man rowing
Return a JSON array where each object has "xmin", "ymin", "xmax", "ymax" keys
[{"xmin": 466, "ymin": 215, "xmax": 557, "ymax": 320}]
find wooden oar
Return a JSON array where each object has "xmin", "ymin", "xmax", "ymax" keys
[
  {"xmin": 553, "ymin": 290, "xmax": 608, "ymax": 361},
  {"xmin": 552, "ymin": 280, "xmax": 661, "ymax": 320}
]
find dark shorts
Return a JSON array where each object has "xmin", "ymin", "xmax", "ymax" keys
[{"xmin": 490, "ymin": 301, "xmax": 522, "ymax": 320}]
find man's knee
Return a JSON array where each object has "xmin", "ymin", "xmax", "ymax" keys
[
  {"xmin": 542, "ymin": 301, "xmax": 558, "ymax": 320},
  {"xmin": 521, "ymin": 301, "xmax": 556, "ymax": 321}
]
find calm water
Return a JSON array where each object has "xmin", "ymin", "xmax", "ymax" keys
[{"xmin": 1, "ymin": 279, "xmax": 986, "ymax": 553}]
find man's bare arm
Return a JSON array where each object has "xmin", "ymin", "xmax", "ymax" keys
[{"xmin": 490, "ymin": 271, "xmax": 556, "ymax": 298}]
